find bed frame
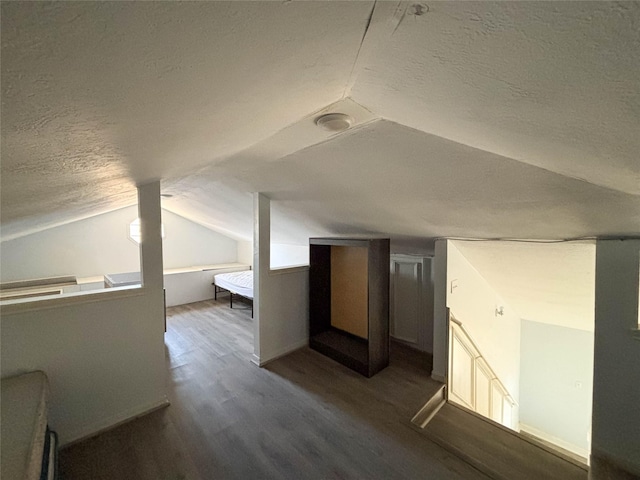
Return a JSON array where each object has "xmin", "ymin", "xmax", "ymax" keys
[{"xmin": 213, "ymin": 284, "xmax": 253, "ymax": 318}]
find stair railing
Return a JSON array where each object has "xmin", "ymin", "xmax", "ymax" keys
[{"xmin": 448, "ymin": 313, "xmax": 518, "ymax": 430}]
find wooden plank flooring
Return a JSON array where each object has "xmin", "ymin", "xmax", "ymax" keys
[
  {"xmin": 422, "ymin": 403, "xmax": 588, "ymax": 480},
  {"xmin": 59, "ymin": 299, "xmax": 491, "ymax": 479}
]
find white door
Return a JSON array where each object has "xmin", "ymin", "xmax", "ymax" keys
[{"xmin": 390, "ymin": 256, "xmax": 433, "ymax": 351}]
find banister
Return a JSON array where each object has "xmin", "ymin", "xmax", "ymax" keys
[{"xmin": 449, "ymin": 312, "xmax": 519, "ymax": 407}]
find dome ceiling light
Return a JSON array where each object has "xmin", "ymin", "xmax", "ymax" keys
[{"xmin": 315, "ymin": 113, "xmax": 354, "ymax": 132}]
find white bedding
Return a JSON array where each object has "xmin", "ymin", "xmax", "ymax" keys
[{"xmin": 214, "ymin": 270, "xmax": 253, "ymax": 299}]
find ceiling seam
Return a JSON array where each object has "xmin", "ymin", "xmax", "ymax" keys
[{"xmin": 342, "ymin": 0, "xmax": 377, "ymax": 99}]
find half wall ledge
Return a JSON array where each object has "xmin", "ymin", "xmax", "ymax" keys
[{"xmin": 0, "ymin": 286, "xmax": 146, "ymax": 315}]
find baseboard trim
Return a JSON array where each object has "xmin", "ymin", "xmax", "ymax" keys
[
  {"xmin": 60, "ymin": 396, "xmax": 170, "ymax": 448},
  {"xmin": 251, "ymin": 354, "xmax": 261, "ymax": 366},
  {"xmin": 253, "ymin": 338, "xmax": 308, "ymax": 367},
  {"xmin": 411, "ymin": 384, "xmax": 446, "ymax": 428},
  {"xmin": 519, "ymin": 423, "xmax": 589, "ymax": 462},
  {"xmin": 431, "ymin": 372, "xmax": 446, "ymax": 383}
]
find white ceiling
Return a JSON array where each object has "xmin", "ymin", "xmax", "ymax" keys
[
  {"xmin": 1, "ymin": 1, "xmax": 639, "ymax": 246},
  {"xmin": 453, "ymin": 240, "xmax": 596, "ymax": 332},
  {"xmin": 0, "ymin": 1, "xmax": 373, "ymax": 238},
  {"xmin": 164, "ymin": 117, "xmax": 640, "ymax": 248},
  {"xmin": 352, "ymin": 1, "xmax": 640, "ymax": 195}
]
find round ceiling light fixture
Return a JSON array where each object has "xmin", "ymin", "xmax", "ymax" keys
[{"xmin": 315, "ymin": 113, "xmax": 354, "ymax": 132}]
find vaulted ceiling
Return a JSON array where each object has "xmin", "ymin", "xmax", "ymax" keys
[
  {"xmin": 2, "ymin": 1, "xmax": 639, "ymax": 247},
  {"xmin": 453, "ymin": 240, "xmax": 596, "ymax": 332}
]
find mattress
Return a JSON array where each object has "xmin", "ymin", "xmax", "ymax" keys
[{"xmin": 214, "ymin": 270, "xmax": 253, "ymax": 299}]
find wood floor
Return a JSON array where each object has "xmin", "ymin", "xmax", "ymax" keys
[
  {"xmin": 59, "ymin": 298, "xmax": 490, "ymax": 479},
  {"xmin": 423, "ymin": 403, "xmax": 588, "ymax": 480}
]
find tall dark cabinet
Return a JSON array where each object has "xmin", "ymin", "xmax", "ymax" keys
[{"xmin": 309, "ymin": 237, "xmax": 390, "ymax": 377}]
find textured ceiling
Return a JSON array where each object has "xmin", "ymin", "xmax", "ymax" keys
[
  {"xmin": 163, "ymin": 119, "xmax": 640, "ymax": 248},
  {"xmin": 1, "ymin": 1, "xmax": 639, "ymax": 246},
  {"xmin": 1, "ymin": 1, "xmax": 373, "ymax": 239},
  {"xmin": 452, "ymin": 241, "xmax": 596, "ymax": 332},
  {"xmin": 352, "ymin": 1, "xmax": 640, "ymax": 195}
]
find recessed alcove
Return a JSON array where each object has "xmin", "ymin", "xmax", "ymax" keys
[{"xmin": 309, "ymin": 238, "xmax": 390, "ymax": 377}]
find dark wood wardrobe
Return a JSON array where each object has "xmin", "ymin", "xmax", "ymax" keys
[{"xmin": 309, "ymin": 238, "xmax": 390, "ymax": 377}]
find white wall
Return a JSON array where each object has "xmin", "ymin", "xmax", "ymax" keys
[
  {"xmin": 270, "ymin": 243, "xmax": 309, "ymax": 269},
  {"xmin": 446, "ymin": 241, "xmax": 521, "ymax": 407},
  {"xmin": 254, "ymin": 194, "xmax": 309, "ymax": 365},
  {"xmin": 1, "ymin": 207, "xmax": 140, "ymax": 281},
  {"xmin": 0, "ymin": 206, "xmax": 238, "ymax": 281},
  {"xmin": 591, "ymin": 239, "xmax": 640, "ymax": 477},
  {"xmin": 0, "ymin": 182, "xmax": 167, "ymax": 445},
  {"xmin": 1, "ymin": 289, "xmax": 166, "ymax": 445},
  {"xmin": 519, "ymin": 320, "xmax": 593, "ymax": 457},
  {"xmin": 256, "ymin": 268, "xmax": 309, "ymax": 363},
  {"xmin": 237, "ymin": 240, "xmax": 253, "ymax": 267},
  {"xmin": 161, "ymin": 208, "xmax": 238, "ymax": 268}
]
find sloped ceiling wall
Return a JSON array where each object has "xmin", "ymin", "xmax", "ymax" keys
[
  {"xmin": 453, "ymin": 240, "xmax": 596, "ymax": 332},
  {"xmin": 0, "ymin": 1, "xmax": 374, "ymax": 239},
  {"xmin": 1, "ymin": 1, "xmax": 639, "ymax": 247},
  {"xmin": 352, "ymin": 1, "xmax": 640, "ymax": 195},
  {"xmin": 164, "ymin": 119, "xmax": 640, "ymax": 246}
]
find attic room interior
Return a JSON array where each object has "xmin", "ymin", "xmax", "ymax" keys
[{"xmin": 1, "ymin": 1, "xmax": 639, "ymax": 479}]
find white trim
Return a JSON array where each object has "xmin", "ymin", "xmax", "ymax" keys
[
  {"xmin": 0, "ymin": 275, "xmax": 77, "ymax": 290},
  {"xmin": 0, "ymin": 287, "xmax": 64, "ymax": 300},
  {"xmin": 268, "ymin": 265, "xmax": 309, "ymax": 276},
  {"xmin": 449, "ymin": 328, "xmax": 476, "ymax": 410},
  {"xmin": 76, "ymin": 275, "xmax": 104, "ymax": 285},
  {"xmin": 251, "ymin": 354, "xmax": 262, "ymax": 367},
  {"xmin": 411, "ymin": 384, "xmax": 446, "ymax": 428},
  {"xmin": 253, "ymin": 339, "xmax": 308, "ymax": 366},
  {"xmin": 0, "ymin": 286, "xmax": 146, "ymax": 315},
  {"xmin": 390, "ymin": 253, "xmax": 433, "ymax": 262},
  {"xmin": 60, "ymin": 396, "xmax": 169, "ymax": 447},
  {"xmin": 519, "ymin": 423, "xmax": 589, "ymax": 461},
  {"xmin": 449, "ymin": 315, "xmax": 518, "ymax": 406},
  {"xmin": 169, "ymin": 263, "xmax": 250, "ymax": 274}
]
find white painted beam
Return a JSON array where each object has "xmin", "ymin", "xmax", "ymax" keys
[{"xmin": 138, "ymin": 181, "xmax": 164, "ymax": 290}]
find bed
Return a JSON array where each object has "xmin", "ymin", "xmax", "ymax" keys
[{"xmin": 213, "ymin": 270, "xmax": 253, "ymax": 317}]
